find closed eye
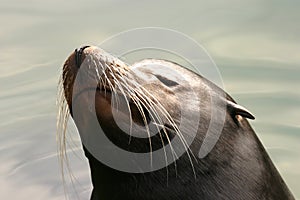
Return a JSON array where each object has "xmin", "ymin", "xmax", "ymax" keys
[{"xmin": 155, "ymin": 74, "xmax": 179, "ymax": 87}]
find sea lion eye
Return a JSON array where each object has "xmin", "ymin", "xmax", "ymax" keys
[{"xmin": 155, "ymin": 74, "xmax": 179, "ymax": 87}]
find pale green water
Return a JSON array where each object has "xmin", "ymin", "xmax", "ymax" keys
[{"xmin": 0, "ymin": 0, "xmax": 299, "ymax": 199}]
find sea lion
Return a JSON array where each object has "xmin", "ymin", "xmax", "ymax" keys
[{"xmin": 57, "ymin": 45, "xmax": 295, "ymax": 200}]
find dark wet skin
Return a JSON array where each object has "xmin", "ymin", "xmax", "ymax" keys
[{"xmin": 63, "ymin": 46, "xmax": 295, "ymax": 200}]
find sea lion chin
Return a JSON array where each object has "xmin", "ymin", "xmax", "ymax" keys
[{"xmin": 58, "ymin": 45, "xmax": 295, "ymax": 200}]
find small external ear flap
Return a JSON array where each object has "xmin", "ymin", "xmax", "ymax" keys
[{"xmin": 227, "ymin": 100, "xmax": 255, "ymax": 121}]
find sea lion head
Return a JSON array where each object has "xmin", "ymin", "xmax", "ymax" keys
[
  {"xmin": 57, "ymin": 46, "xmax": 297, "ymax": 200},
  {"xmin": 61, "ymin": 45, "xmax": 198, "ymax": 155},
  {"xmin": 59, "ymin": 45, "xmax": 256, "ymax": 167}
]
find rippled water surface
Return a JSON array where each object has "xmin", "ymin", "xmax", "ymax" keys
[{"xmin": 1, "ymin": 0, "xmax": 299, "ymax": 199}]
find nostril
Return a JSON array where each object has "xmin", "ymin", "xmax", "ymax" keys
[{"xmin": 74, "ymin": 45, "xmax": 90, "ymax": 68}]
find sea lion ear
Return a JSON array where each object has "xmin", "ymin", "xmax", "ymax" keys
[{"xmin": 227, "ymin": 100, "xmax": 255, "ymax": 120}]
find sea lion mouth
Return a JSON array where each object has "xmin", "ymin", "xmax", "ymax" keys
[{"xmin": 71, "ymin": 84, "xmax": 112, "ymax": 112}]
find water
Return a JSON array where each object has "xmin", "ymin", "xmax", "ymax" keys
[{"xmin": 1, "ymin": 0, "xmax": 299, "ymax": 199}]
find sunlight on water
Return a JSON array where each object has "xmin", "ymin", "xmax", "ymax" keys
[{"xmin": 1, "ymin": 0, "xmax": 299, "ymax": 199}]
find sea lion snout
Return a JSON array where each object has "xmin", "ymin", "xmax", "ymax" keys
[{"xmin": 74, "ymin": 45, "xmax": 90, "ymax": 68}]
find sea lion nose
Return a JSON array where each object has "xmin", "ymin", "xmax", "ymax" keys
[{"xmin": 75, "ymin": 45, "xmax": 90, "ymax": 68}]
